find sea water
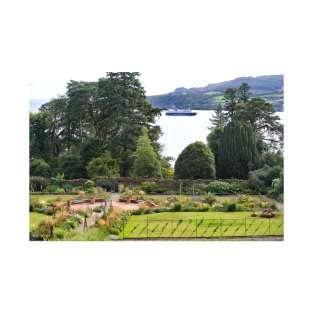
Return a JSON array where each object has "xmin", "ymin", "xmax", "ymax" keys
[{"xmin": 157, "ymin": 110, "xmax": 284, "ymax": 161}]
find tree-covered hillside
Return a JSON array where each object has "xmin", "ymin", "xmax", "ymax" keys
[{"xmin": 148, "ymin": 75, "xmax": 284, "ymax": 112}]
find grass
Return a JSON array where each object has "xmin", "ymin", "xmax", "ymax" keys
[
  {"xmin": 121, "ymin": 211, "xmax": 283, "ymax": 239},
  {"xmin": 30, "ymin": 194, "xmax": 78, "ymax": 203},
  {"xmin": 60, "ymin": 226, "xmax": 110, "ymax": 241},
  {"xmin": 29, "ymin": 212, "xmax": 52, "ymax": 232}
]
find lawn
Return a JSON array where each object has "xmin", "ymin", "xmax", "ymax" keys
[
  {"xmin": 30, "ymin": 194, "xmax": 78, "ymax": 203},
  {"xmin": 61, "ymin": 226, "xmax": 110, "ymax": 241},
  {"xmin": 29, "ymin": 212, "xmax": 52, "ymax": 232},
  {"xmin": 121, "ymin": 211, "xmax": 283, "ymax": 239}
]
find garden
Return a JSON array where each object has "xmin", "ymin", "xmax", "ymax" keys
[
  {"xmin": 29, "ymin": 77, "xmax": 284, "ymax": 241},
  {"xmin": 29, "ymin": 179, "xmax": 283, "ymax": 241}
]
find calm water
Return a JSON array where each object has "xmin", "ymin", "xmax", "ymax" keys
[{"xmin": 157, "ymin": 110, "xmax": 284, "ymax": 161}]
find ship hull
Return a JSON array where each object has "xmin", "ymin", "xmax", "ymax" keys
[{"xmin": 166, "ymin": 112, "xmax": 197, "ymax": 116}]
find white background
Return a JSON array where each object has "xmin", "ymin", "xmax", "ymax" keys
[{"xmin": 1, "ymin": 1, "xmax": 313, "ymax": 313}]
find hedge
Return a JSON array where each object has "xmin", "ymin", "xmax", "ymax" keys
[{"xmin": 30, "ymin": 176, "xmax": 254, "ymax": 194}]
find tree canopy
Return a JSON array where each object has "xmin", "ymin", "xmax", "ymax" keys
[
  {"xmin": 174, "ymin": 141, "xmax": 216, "ymax": 179},
  {"xmin": 132, "ymin": 127, "xmax": 162, "ymax": 178},
  {"xmin": 208, "ymin": 82, "xmax": 283, "ymax": 180},
  {"xmin": 218, "ymin": 120, "xmax": 259, "ymax": 179},
  {"xmin": 30, "ymin": 72, "xmax": 164, "ymax": 178},
  {"xmin": 87, "ymin": 152, "xmax": 120, "ymax": 178}
]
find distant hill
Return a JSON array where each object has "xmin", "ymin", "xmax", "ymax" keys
[{"xmin": 148, "ymin": 75, "xmax": 284, "ymax": 112}]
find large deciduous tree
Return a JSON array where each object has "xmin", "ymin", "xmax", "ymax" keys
[
  {"xmin": 31, "ymin": 72, "xmax": 163, "ymax": 178},
  {"xmin": 29, "ymin": 112, "xmax": 51, "ymax": 162}
]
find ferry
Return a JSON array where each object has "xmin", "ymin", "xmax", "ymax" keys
[{"xmin": 165, "ymin": 108, "xmax": 197, "ymax": 116}]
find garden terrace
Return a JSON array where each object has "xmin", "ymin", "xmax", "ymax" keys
[{"xmin": 30, "ymin": 176, "xmax": 255, "ymax": 195}]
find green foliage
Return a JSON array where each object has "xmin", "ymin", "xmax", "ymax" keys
[
  {"xmin": 207, "ymin": 181, "xmax": 233, "ymax": 194},
  {"xmin": 160, "ymin": 156, "xmax": 174, "ymax": 179},
  {"xmin": 249, "ymin": 165, "xmax": 283, "ymax": 190},
  {"xmin": 207, "ymin": 128, "xmax": 223, "ymax": 177},
  {"xmin": 267, "ymin": 172, "xmax": 284, "ymax": 201},
  {"xmin": 56, "ymin": 154, "xmax": 86, "ymax": 179},
  {"xmin": 43, "ymin": 184, "xmax": 60, "ymax": 193},
  {"xmin": 29, "ymin": 198, "xmax": 45, "ymax": 212},
  {"xmin": 29, "ymin": 112, "xmax": 51, "ymax": 161},
  {"xmin": 55, "ymin": 173, "xmax": 64, "ymax": 180},
  {"xmin": 30, "ymin": 159, "xmax": 51, "ymax": 177},
  {"xmin": 32, "ymin": 73, "xmax": 162, "ymax": 178},
  {"xmin": 67, "ymin": 226, "xmax": 109, "ymax": 241},
  {"xmin": 173, "ymin": 202, "xmax": 182, "ymax": 212},
  {"xmin": 207, "ymin": 82, "xmax": 283, "ymax": 181},
  {"xmin": 131, "ymin": 208, "xmax": 145, "ymax": 215},
  {"xmin": 107, "ymin": 226, "xmax": 120, "ymax": 235},
  {"xmin": 87, "ymin": 152, "xmax": 120, "ymax": 178},
  {"xmin": 80, "ymin": 137, "xmax": 106, "ymax": 167},
  {"xmin": 84, "ymin": 180, "xmax": 95, "ymax": 194},
  {"xmin": 204, "ymin": 192, "xmax": 216, "ymax": 205},
  {"xmin": 174, "ymin": 141, "xmax": 216, "ymax": 179},
  {"xmin": 54, "ymin": 228, "xmax": 65, "ymax": 240},
  {"xmin": 218, "ymin": 120, "xmax": 259, "ymax": 178},
  {"xmin": 132, "ymin": 127, "xmax": 162, "ymax": 178},
  {"xmin": 141, "ymin": 182, "xmax": 157, "ymax": 193}
]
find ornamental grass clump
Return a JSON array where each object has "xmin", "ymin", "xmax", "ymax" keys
[
  {"xmin": 204, "ymin": 192, "xmax": 216, "ymax": 205},
  {"xmin": 37, "ymin": 219, "xmax": 56, "ymax": 240}
]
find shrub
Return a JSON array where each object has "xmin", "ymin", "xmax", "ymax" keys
[
  {"xmin": 226, "ymin": 202, "xmax": 237, "ymax": 212},
  {"xmin": 212, "ymin": 203, "xmax": 224, "ymax": 212},
  {"xmin": 204, "ymin": 192, "xmax": 216, "ymax": 205},
  {"xmin": 154, "ymin": 187, "xmax": 170, "ymax": 194},
  {"xmin": 141, "ymin": 181, "xmax": 157, "ymax": 193},
  {"xmin": 207, "ymin": 181, "xmax": 233, "ymax": 194},
  {"xmin": 56, "ymin": 154, "xmax": 86, "ymax": 179},
  {"xmin": 108, "ymin": 226, "xmax": 119, "ymax": 235},
  {"xmin": 197, "ymin": 204, "xmax": 211, "ymax": 212},
  {"xmin": 84, "ymin": 180, "xmax": 95, "ymax": 194},
  {"xmin": 93, "ymin": 207, "xmax": 103, "ymax": 213},
  {"xmin": 131, "ymin": 208, "xmax": 145, "ymax": 215},
  {"xmin": 29, "ymin": 198, "xmax": 45, "ymax": 211},
  {"xmin": 249, "ymin": 165, "xmax": 283, "ymax": 191},
  {"xmin": 30, "ymin": 159, "xmax": 51, "ymax": 177},
  {"xmin": 37, "ymin": 220, "xmax": 55, "ymax": 240},
  {"xmin": 62, "ymin": 184, "xmax": 73, "ymax": 192},
  {"xmin": 248, "ymin": 173, "xmax": 265, "ymax": 193},
  {"xmin": 43, "ymin": 184, "xmax": 59, "ymax": 193},
  {"xmin": 54, "ymin": 228, "xmax": 65, "ymax": 239},
  {"xmin": 118, "ymin": 184, "xmax": 125, "ymax": 193},
  {"xmin": 174, "ymin": 141, "xmax": 216, "ymax": 179},
  {"xmin": 230, "ymin": 180, "xmax": 252, "ymax": 194},
  {"xmin": 172, "ymin": 202, "xmax": 182, "ymax": 212},
  {"xmin": 98, "ymin": 180, "xmax": 115, "ymax": 192},
  {"xmin": 87, "ymin": 152, "xmax": 120, "ymax": 178}
]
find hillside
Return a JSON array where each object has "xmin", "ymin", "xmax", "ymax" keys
[{"xmin": 148, "ymin": 75, "xmax": 284, "ymax": 112}]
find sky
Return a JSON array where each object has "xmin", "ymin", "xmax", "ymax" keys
[{"xmin": 28, "ymin": 0, "xmax": 287, "ymax": 100}]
